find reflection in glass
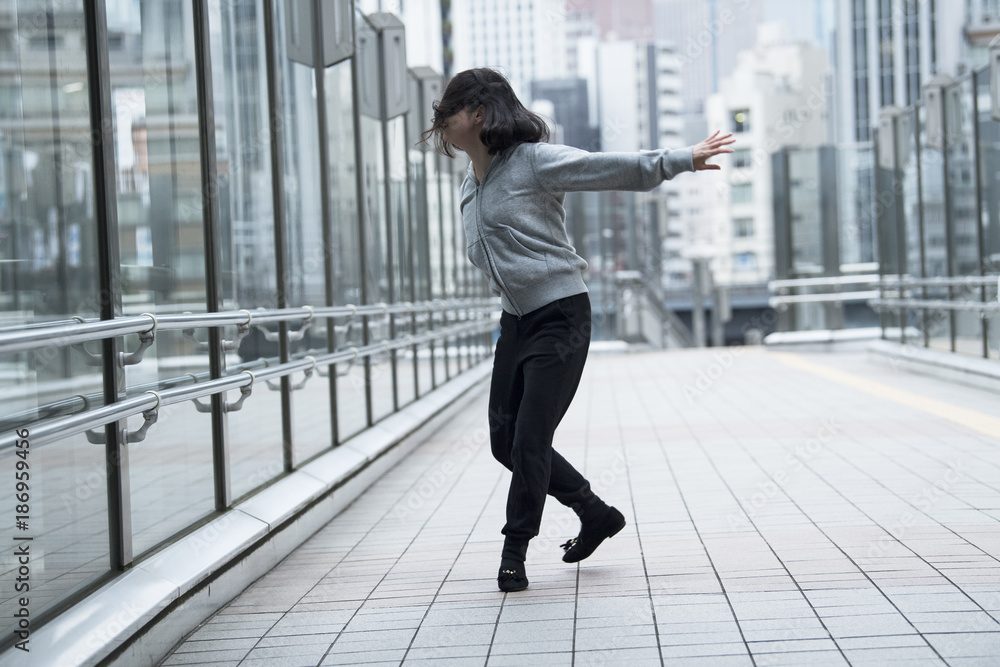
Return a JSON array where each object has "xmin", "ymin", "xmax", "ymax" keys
[
  {"xmin": 0, "ymin": 1, "xmax": 111, "ymax": 634},
  {"xmin": 320, "ymin": 60, "xmax": 363, "ymax": 449},
  {"xmin": 947, "ymin": 79, "xmax": 983, "ymax": 356},
  {"xmin": 106, "ymin": 0, "xmax": 214, "ymax": 555},
  {"xmin": 977, "ymin": 71, "xmax": 1000, "ymax": 360},
  {"xmin": 900, "ymin": 109, "xmax": 923, "ymax": 344},
  {"xmin": 838, "ymin": 146, "xmax": 876, "ymax": 267},
  {"xmin": 918, "ymin": 104, "xmax": 951, "ymax": 351},
  {"xmin": 209, "ymin": 0, "xmax": 283, "ymax": 497},
  {"xmin": 272, "ymin": 1, "xmax": 338, "ymax": 459},
  {"xmin": 355, "ymin": 12, "xmax": 394, "ymax": 423}
]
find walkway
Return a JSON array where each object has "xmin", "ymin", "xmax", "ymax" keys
[{"xmin": 160, "ymin": 347, "xmax": 1000, "ymax": 666}]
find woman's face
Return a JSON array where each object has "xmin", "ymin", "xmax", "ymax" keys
[{"xmin": 441, "ymin": 106, "xmax": 482, "ymax": 152}]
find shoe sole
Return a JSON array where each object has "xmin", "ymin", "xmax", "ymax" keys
[{"xmin": 498, "ymin": 580, "xmax": 529, "ymax": 592}]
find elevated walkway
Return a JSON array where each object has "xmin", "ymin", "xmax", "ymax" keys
[{"xmin": 154, "ymin": 347, "xmax": 1000, "ymax": 666}]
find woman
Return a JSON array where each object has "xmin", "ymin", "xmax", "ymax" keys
[{"xmin": 423, "ymin": 68, "xmax": 734, "ymax": 592}]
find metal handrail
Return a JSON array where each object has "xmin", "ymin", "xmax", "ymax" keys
[
  {"xmin": 0, "ymin": 358, "xmax": 272, "ymax": 433},
  {"xmin": 877, "ymin": 275, "xmax": 1000, "ymax": 289},
  {"xmin": 0, "ymin": 297, "xmax": 499, "ymax": 355},
  {"xmin": 769, "ymin": 290, "xmax": 882, "ymax": 307},
  {"xmin": 0, "ymin": 317, "xmax": 497, "ymax": 451},
  {"xmin": 769, "ymin": 274, "xmax": 881, "ymax": 290},
  {"xmin": 868, "ymin": 298, "xmax": 1000, "ymax": 312}
]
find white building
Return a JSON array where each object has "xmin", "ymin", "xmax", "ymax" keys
[
  {"xmin": 592, "ymin": 41, "xmax": 684, "ymax": 282},
  {"xmin": 703, "ymin": 23, "xmax": 828, "ymax": 286},
  {"xmin": 450, "ymin": 0, "xmax": 567, "ymax": 102},
  {"xmin": 964, "ymin": 0, "xmax": 1000, "ymax": 68},
  {"xmin": 399, "ymin": 1, "xmax": 443, "ymax": 71}
]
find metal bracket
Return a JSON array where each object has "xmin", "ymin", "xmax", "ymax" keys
[
  {"xmin": 120, "ymin": 313, "xmax": 157, "ymax": 366},
  {"xmin": 86, "ymin": 391, "xmax": 161, "ymax": 444},
  {"xmin": 314, "ymin": 347, "xmax": 360, "ymax": 378},
  {"xmin": 192, "ymin": 371, "xmax": 256, "ymax": 413},
  {"xmin": 333, "ymin": 304, "xmax": 358, "ymax": 337},
  {"xmin": 257, "ymin": 306, "xmax": 315, "ymax": 342},
  {"xmin": 184, "ymin": 310, "xmax": 253, "ymax": 352},
  {"xmin": 267, "ymin": 358, "xmax": 315, "ymax": 391}
]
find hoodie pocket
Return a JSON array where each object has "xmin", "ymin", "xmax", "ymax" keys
[{"xmin": 468, "ymin": 229, "xmax": 549, "ymax": 294}]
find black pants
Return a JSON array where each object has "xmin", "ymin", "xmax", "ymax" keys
[{"xmin": 489, "ymin": 292, "xmax": 602, "ymax": 560}]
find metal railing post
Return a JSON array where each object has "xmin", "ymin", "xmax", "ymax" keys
[
  {"xmin": 84, "ymin": 0, "xmax": 133, "ymax": 569},
  {"xmin": 193, "ymin": 0, "xmax": 231, "ymax": 510}
]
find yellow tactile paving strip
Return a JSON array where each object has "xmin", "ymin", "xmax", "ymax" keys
[{"xmin": 771, "ymin": 352, "xmax": 1000, "ymax": 440}]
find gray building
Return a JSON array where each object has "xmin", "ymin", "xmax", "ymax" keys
[{"xmin": 530, "ymin": 78, "xmax": 601, "ymax": 151}]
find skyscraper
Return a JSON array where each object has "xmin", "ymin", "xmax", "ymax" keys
[
  {"xmin": 450, "ymin": 0, "xmax": 567, "ymax": 101},
  {"xmin": 834, "ymin": 0, "xmax": 965, "ymax": 144}
]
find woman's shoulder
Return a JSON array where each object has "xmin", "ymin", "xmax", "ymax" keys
[{"xmin": 512, "ymin": 141, "xmax": 581, "ymax": 165}]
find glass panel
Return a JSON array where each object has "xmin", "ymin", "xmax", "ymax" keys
[
  {"xmin": 838, "ymin": 145, "xmax": 877, "ymax": 267},
  {"xmin": 0, "ymin": 11, "xmax": 108, "ymax": 613},
  {"xmin": 0, "ymin": 386, "xmax": 109, "ymax": 639},
  {"xmin": 208, "ymin": 0, "xmax": 282, "ymax": 498},
  {"xmin": 426, "ymin": 153, "xmax": 443, "ymax": 301},
  {"xmin": 946, "ymin": 79, "xmax": 982, "ymax": 357},
  {"xmin": 388, "ymin": 115, "xmax": 414, "ymax": 407},
  {"xmin": 787, "ymin": 149, "xmax": 823, "ymax": 330},
  {"xmin": 323, "ymin": 59, "xmax": 363, "ymax": 447},
  {"xmin": 900, "ymin": 108, "xmax": 922, "ymax": 345},
  {"xmin": 355, "ymin": 12, "xmax": 390, "ymax": 422},
  {"xmin": 977, "ymin": 70, "xmax": 1000, "ymax": 361},
  {"xmin": 441, "ymin": 159, "xmax": 457, "ymax": 300},
  {"xmin": 917, "ymin": 104, "xmax": 951, "ymax": 351},
  {"xmin": 0, "ymin": 0, "xmax": 101, "ymax": 329},
  {"xmin": 107, "ymin": 0, "xmax": 215, "ymax": 555},
  {"xmin": 789, "ymin": 149, "xmax": 821, "ymax": 275}
]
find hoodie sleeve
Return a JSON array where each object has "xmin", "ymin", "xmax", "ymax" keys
[{"xmin": 529, "ymin": 142, "xmax": 695, "ymax": 194}]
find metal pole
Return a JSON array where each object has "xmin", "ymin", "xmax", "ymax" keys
[
  {"xmin": 262, "ymin": 0, "xmax": 301, "ymax": 452},
  {"xmin": 377, "ymin": 34, "xmax": 399, "ymax": 411},
  {"xmin": 85, "ymin": 0, "xmax": 132, "ymax": 569},
  {"xmin": 350, "ymin": 13, "xmax": 374, "ymax": 426},
  {"xmin": 311, "ymin": 1, "xmax": 344, "ymax": 444},
  {"xmin": 193, "ymin": 0, "xmax": 230, "ymax": 509}
]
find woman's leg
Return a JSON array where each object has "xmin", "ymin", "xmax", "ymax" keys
[{"xmin": 489, "ymin": 294, "xmax": 603, "ymax": 556}]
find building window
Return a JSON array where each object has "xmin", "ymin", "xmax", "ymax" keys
[
  {"xmin": 733, "ymin": 217, "xmax": 754, "ymax": 238},
  {"xmin": 733, "ymin": 148, "xmax": 752, "ymax": 169},
  {"xmin": 731, "ymin": 183, "xmax": 753, "ymax": 204},
  {"xmin": 734, "ymin": 252, "xmax": 757, "ymax": 271},
  {"xmin": 731, "ymin": 108, "xmax": 750, "ymax": 133}
]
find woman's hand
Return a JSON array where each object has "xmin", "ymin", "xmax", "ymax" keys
[{"xmin": 692, "ymin": 131, "xmax": 736, "ymax": 171}]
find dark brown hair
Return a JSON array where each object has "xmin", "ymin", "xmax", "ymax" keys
[{"xmin": 421, "ymin": 68, "xmax": 549, "ymax": 158}]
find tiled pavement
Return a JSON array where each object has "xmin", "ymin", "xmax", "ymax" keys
[{"xmin": 160, "ymin": 347, "xmax": 1000, "ymax": 666}]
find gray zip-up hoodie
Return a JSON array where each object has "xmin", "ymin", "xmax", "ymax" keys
[{"xmin": 460, "ymin": 141, "xmax": 695, "ymax": 316}]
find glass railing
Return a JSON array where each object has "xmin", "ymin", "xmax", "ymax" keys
[
  {"xmin": 0, "ymin": 0, "xmax": 491, "ymax": 645},
  {"xmin": 873, "ymin": 63, "xmax": 1000, "ymax": 360}
]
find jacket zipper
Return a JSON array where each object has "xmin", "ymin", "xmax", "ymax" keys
[{"xmin": 474, "ymin": 158, "xmax": 522, "ymax": 317}]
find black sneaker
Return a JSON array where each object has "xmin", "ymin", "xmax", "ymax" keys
[
  {"xmin": 561, "ymin": 506, "xmax": 626, "ymax": 563},
  {"xmin": 497, "ymin": 563, "xmax": 529, "ymax": 592}
]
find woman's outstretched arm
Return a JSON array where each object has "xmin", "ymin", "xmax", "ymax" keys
[{"xmin": 529, "ymin": 131, "xmax": 736, "ymax": 194}]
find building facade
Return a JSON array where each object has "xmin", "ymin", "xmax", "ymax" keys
[
  {"xmin": 450, "ymin": 0, "xmax": 567, "ymax": 101},
  {"xmin": 705, "ymin": 24, "xmax": 829, "ymax": 286}
]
